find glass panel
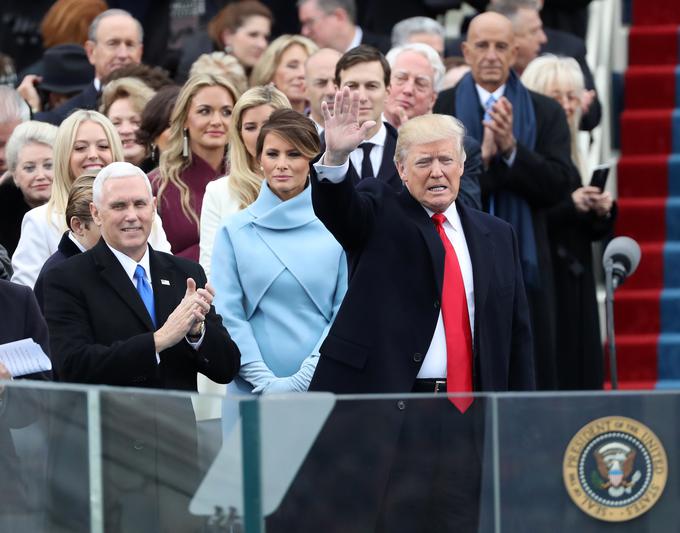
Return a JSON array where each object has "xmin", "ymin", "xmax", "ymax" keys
[
  {"xmin": 0, "ymin": 382, "xmax": 89, "ymax": 533},
  {"xmin": 495, "ymin": 391, "xmax": 678, "ymax": 532}
]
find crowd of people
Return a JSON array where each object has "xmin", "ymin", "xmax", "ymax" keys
[{"xmin": 0, "ymin": 0, "xmax": 612, "ymax": 531}]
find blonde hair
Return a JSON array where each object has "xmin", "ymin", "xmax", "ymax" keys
[
  {"xmin": 394, "ymin": 114, "xmax": 466, "ymax": 165},
  {"xmin": 228, "ymin": 85, "xmax": 291, "ymax": 208},
  {"xmin": 189, "ymin": 52, "xmax": 249, "ymax": 95},
  {"xmin": 249, "ymin": 34, "xmax": 318, "ymax": 87},
  {"xmin": 48, "ymin": 110, "xmax": 123, "ymax": 231},
  {"xmin": 99, "ymin": 77, "xmax": 156, "ymax": 117},
  {"xmin": 157, "ymin": 73, "xmax": 242, "ymax": 227},
  {"xmin": 521, "ymin": 54, "xmax": 584, "ymax": 174}
]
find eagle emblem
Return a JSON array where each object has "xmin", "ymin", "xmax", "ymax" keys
[{"xmin": 592, "ymin": 442, "xmax": 642, "ymax": 497}]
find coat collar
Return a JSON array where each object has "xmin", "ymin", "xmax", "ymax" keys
[
  {"xmin": 90, "ymin": 239, "xmax": 181, "ymax": 332},
  {"xmin": 240, "ymin": 182, "xmax": 316, "ymax": 230}
]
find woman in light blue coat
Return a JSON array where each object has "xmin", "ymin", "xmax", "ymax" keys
[{"xmin": 212, "ymin": 109, "xmax": 347, "ymax": 394}]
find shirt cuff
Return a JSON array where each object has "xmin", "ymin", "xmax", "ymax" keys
[
  {"xmin": 185, "ymin": 326, "xmax": 206, "ymax": 350},
  {"xmin": 503, "ymin": 146, "xmax": 517, "ymax": 167},
  {"xmin": 313, "ymin": 156, "xmax": 350, "ymax": 183}
]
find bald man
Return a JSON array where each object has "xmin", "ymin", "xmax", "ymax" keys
[
  {"xmin": 305, "ymin": 48, "xmax": 342, "ymax": 132},
  {"xmin": 433, "ymin": 12, "xmax": 574, "ymax": 391}
]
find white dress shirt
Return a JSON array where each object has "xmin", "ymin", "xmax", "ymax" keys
[
  {"xmin": 417, "ymin": 204, "xmax": 475, "ymax": 379},
  {"xmin": 311, "ymin": 158, "xmax": 475, "ymax": 379},
  {"xmin": 347, "ymin": 26, "xmax": 363, "ymax": 51},
  {"xmin": 348, "ymin": 122, "xmax": 386, "ymax": 179},
  {"xmin": 67, "ymin": 231, "xmax": 87, "ymax": 252},
  {"xmin": 106, "ymin": 243, "xmax": 204, "ymax": 355}
]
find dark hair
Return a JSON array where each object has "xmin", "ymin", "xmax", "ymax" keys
[
  {"xmin": 256, "ymin": 109, "xmax": 320, "ymax": 160},
  {"xmin": 136, "ymin": 85, "xmax": 181, "ymax": 153},
  {"xmin": 334, "ymin": 45, "xmax": 390, "ymax": 87},
  {"xmin": 102, "ymin": 63, "xmax": 174, "ymax": 91},
  {"xmin": 207, "ymin": 0, "xmax": 273, "ymax": 48}
]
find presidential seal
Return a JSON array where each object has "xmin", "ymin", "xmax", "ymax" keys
[{"xmin": 563, "ymin": 416, "xmax": 667, "ymax": 522}]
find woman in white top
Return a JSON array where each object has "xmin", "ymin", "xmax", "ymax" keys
[
  {"xmin": 199, "ymin": 84, "xmax": 291, "ymax": 278},
  {"xmin": 11, "ymin": 110, "xmax": 171, "ymax": 288}
]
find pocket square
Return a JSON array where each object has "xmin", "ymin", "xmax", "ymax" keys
[{"xmin": 161, "ymin": 279, "xmax": 170, "ymax": 286}]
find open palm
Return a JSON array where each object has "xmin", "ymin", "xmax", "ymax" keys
[{"xmin": 322, "ymin": 87, "xmax": 376, "ymax": 164}]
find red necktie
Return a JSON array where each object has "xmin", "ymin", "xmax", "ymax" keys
[{"xmin": 432, "ymin": 213, "xmax": 473, "ymax": 412}]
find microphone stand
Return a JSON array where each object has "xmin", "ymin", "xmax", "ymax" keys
[{"xmin": 604, "ymin": 258, "xmax": 618, "ymax": 390}]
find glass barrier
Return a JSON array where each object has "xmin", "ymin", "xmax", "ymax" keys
[{"xmin": 0, "ymin": 381, "xmax": 677, "ymax": 533}]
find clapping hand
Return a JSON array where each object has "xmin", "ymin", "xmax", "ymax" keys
[{"xmin": 321, "ymin": 87, "xmax": 376, "ymax": 166}]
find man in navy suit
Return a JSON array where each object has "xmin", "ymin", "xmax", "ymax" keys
[
  {"xmin": 43, "ymin": 162, "xmax": 240, "ymax": 532},
  {"xmin": 267, "ymin": 88, "xmax": 534, "ymax": 533},
  {"xmin": 34, "ymin": 9, "xmax": 143, "ymax": 125}
]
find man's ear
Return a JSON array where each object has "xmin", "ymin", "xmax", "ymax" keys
[
  {"xmin": 84, "ymin": 40, "xmax": 96, "ymax": 66},
  {"xmin": 90, "ymin": 201, "xmax": 102, "ymax": 227},
  {"xmin": 396, "ymin": 159, "xmax": 407, "ymax": 185}
]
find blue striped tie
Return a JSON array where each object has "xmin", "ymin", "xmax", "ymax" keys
[{"xmin": 134, "ymin": 265, "xmax": 156, "ymax": 327}]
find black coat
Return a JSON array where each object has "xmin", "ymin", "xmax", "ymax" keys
[
  {"xmin": 547, "ymin": 179, "xmax": 616, "ymax": 390},
  {"xmin": 43, "ymin": 240, "xmax": 240, "ymax": 533},
  {"xmin": 434, "ymin": 83, "xmax": 574, "ymax": 390},
  {"xmin": 267, "ymin": 167, "xmax": 534, "ymax": 533},
  {"xmin": 0, "ymin": 179, "xmax": 30, "ymax": 257},
  {"xmin": 34, "ymin": 231, "xmax": 81, "ymax": 313},
  {"xmin": 0, "ymin": 280, "xmax": 50, "ymax": 515},
  {"xmin": 34, "ymin": 82, "xmax": 99, "ymax": 126}
]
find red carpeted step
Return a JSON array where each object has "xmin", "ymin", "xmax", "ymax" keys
[
  {"xmin": 610, "ymin": 333, "xmax": 659, "ymax": 382},
  {"xmin": 633, "ymin": 0, "xmax": 680, "ymax": 26},
  {"xmin": 616, "ymin": 198, "xmax": 666, "ymax": 242},
  {"xmin": 614, "ymin": 289, "xmax": 661, "ymax": 334},
  {"xmin": 624, "ymin": 66, "xmax": 676, "ymax": 109},
  {"xmin": 620, "ymin": 109, "xmax": 672, "ymax": 154},
  {"xmin": 623, "ymin": 242, "xmax": 664, "ymax": 290},
  {"xmin": 629, "ymin": 25, "xmax": 678, "ymax": 66},
  {"xmin": 617, "ymin": 155, "xmax": 668, "ymax": 198}
]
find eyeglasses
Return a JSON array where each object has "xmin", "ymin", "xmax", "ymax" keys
[{"xmin": 391, "ymin": 71, "xmax": 433, "ymax": 93}]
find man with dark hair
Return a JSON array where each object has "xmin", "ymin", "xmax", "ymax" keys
[
  {"xmin": 434, "ymin": 11, "xmax": 574, "ymax": 390},
  {"xmin": 297, "ymin": 0, "xmax": 391, "ymax": 53}
]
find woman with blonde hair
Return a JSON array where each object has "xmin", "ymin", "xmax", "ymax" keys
[
  {"xmin": 100, "ymin": 77, "xmax": 156, "ymax": 169},
  {"xmin": 12, "ymin": 110, "xmax": 170, "ymax": 287},
  {"xmin": 250, "ymin": 35, "xmax": 318, "ymax": 113},
  {"xmin": 150, "ymin": 73, "xmax": 241, "ymax": 260},
  {"xmin": 189, "ymin": 52, "xmax": 249, "ymax": 96},
  {"xmin": 199, "ymin": 84, "xmax": 290, "ymax": 278},
  {"xmin": 522, "ymin": 54, "xmax": 615, "ymax": 390}
]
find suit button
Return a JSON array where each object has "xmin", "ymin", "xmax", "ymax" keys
[
  {"xmin": 396, "ymin": 400, "xmax": 406, "ymax": 411},
  {"xmin": 133, "ymin": 441, "xmax": 144, "ymax": 451},
  {"xmin": 413, "ymin": 353, "xmax": 422, "ymax": 363},
  {"xmin": 434, "ymin": 300, "xmax": 440, "ymax": 309}
]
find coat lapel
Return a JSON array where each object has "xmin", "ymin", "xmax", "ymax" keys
[
  {"xmin": 376, "ymin": 122, "xmax": 398, "ymax": 185},
  {"xmin": 92, "ymin": 241, "xmax": 155, "ymax": 331},
  {"xmin": 149, "ymin": 249, "xmax": 182, "ymax": 327},
  {"xmin": 457, "ymin": 203, "xmax": 492, "ymax": 326},
  {"xmin": 400, "ymin": 190, "xmax": 445, "ymax": 296}
]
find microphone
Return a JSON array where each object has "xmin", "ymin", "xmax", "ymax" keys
[{"xmin": 602, "ymin": 236, "xmax": 641, "ymax": 289}]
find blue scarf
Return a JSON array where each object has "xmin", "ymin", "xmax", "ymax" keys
[{"xmin": 455, "ymin": 71, "xmax": 540, "ymax": 289}]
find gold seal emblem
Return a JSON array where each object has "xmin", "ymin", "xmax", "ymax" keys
[{"xmin": 563, "ymin": 416, "xmax": 667, "ymax": 522}]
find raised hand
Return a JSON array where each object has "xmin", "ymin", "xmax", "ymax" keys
[
  {"xmin": 321, "ymin": 86, "xmax": 377, "ymax": 166},
  {"xmin": 485, "ymin": 96, "xmax": 516, "ymax": 157}
]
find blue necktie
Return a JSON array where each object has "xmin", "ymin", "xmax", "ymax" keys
[
  {"xmin": 483, "ymin": 94, "xmax": 497, "ymax": 122},
  {"xmin": 134, "ymin": 265, "xmax": 156, "ymax": 327}
]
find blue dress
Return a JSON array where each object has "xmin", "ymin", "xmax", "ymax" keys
[{"xmin": 211, "ymin": 182, "xmax": 347, "ymax": 394}]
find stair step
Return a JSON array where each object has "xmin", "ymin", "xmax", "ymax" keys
[
  {"xmin": 616, "ymin": 198, "xmax": 666, "ymax": 242},
  {"xmin": 624, "ymin": 66, "xmax": 676, "ymax": 109},
  {"xmin": 629, "ymin": 25, "xmax": 679, "ymax": 66},
  {"xmin": 655, "ymin": 380, "xmax": 680, "ymax": 389},
  {"xmin": 614, "ymin": 290, "xmax": 661, "ymax": 334},
  {"xmin": 620, "ymin": 109, "xmax": 673, "ymax": 154},
  {"xmin": 633, "ymin": 1, "xmax": 680, "ymax": 26},
  {"xmin": 611, "ymin": 333, "xmax": 658, "ymax": 381},
  {"xmin": 623, "ymin": 242, "xmax": 664, "ymax": 290},
  {"xmin": 617, "ymin": 155, "xmax": 668, "ymax": 198},
  {"xmin": 658, "ymin": 333, "xmax": 680, "ymax": 379}
]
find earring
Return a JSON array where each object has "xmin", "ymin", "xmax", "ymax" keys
[
  {"xmin": 224, "ymin": 44, "xmax": 233, "ymax": 55},
  {"xmin": 150, "ymin": 143, "xmax": 158, "ymax": 163},
  {"xmin": 182, "ymin": 128, "xmax": 189, "ymax": 158}
]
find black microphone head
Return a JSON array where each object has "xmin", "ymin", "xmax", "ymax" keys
[{"xmin": 603, "ymin": 236, "xmax": 641, "ymax": 280}]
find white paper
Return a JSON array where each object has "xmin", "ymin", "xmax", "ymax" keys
[{"xmin": 0, "ymin": 338, "xmax": 52, "ymax": 377}]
